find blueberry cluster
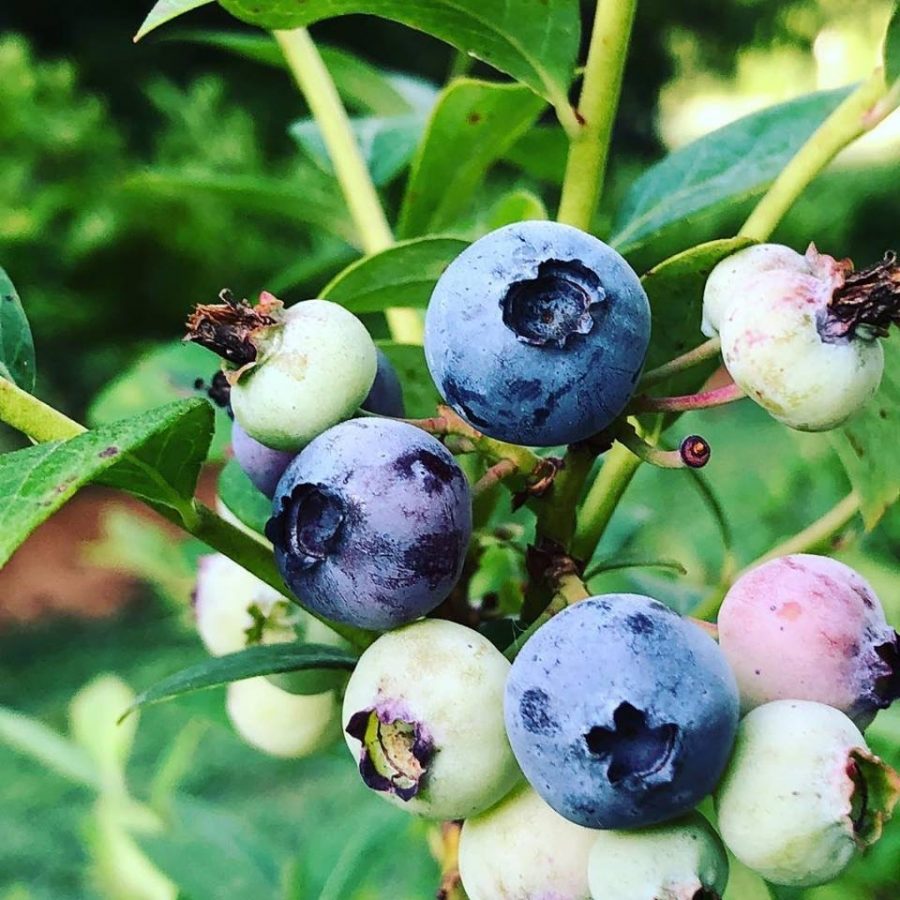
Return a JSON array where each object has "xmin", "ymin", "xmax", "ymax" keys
[{"xmin": 188, "ymin": 224, "xmax": 899, "ymax": 897}]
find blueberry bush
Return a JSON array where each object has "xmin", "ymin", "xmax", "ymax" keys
[{"xmin": 2, "ymin": 1, "xmax": 900, "ymax": 897}]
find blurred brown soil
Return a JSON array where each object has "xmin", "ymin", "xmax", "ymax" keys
[{"xmin": 0, "ymin": 469, "xmax": 217, "ymax": 629}]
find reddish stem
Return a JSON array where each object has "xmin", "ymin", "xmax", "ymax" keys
[{"xmin": 632, "ymin": 381, "xmax": 745, "ymax": 413}]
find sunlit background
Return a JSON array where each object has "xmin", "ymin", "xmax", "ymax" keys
[{"xmin": 1, "ymin": 1, "xmax": 898, "ymax": 897}]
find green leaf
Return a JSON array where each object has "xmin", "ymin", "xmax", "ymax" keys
[
  {"xmin": 831, "ymin": 340, "xmax": 900, "ymax": 529},
  {"xmin": 97, "ymin": 401, "xmax": 214, "ymax": 513},
  {"xmin": 125, "ymin": 169, "xmax": 356, "ymax": 246},
  {"xmin": 885, "ymin": 4, "xmax": 900, "ymax": 86},
  {"xmin": 0, "ymin": 267, "xmax": 36, "ymax": 393},
  {"xmin": 291, "ymin": 114, "xmax": 423, "ymax": 186},
  {"xmin": 216, "ymin": 0, "xmax": 580, "ymax": 105},
  {"xmin": 88, "ymin": 341, "xmax": 230, "ymax": 462},
  {"xmin": 321, "ymin": 236, "xmax": 468, "ymax": 314},
  {"xmin": 398, "ymin": 79, "xmax": 546, "ymax": 238},
  {"xmin": 0, "ymin": 705, "xmax": 101, "ymax": 790},
  {"xmin": 135, "ymin": 0, "xmax": 214, "ymax": 41},
  {"xmin": 0, "ymin": 400, "xmax": 212, "ymax": 565},
  {"xmin": 375, "ymin": 342, "xmax": 442, "ymax": 418},
  {"xmin": 139, "ymin": 798, "xmax": 282, "ymax": 898},
  {"xmin": 484, "ymin": 189, "xmax": 548, "ymax": 230},
  {"xmin": 177, "ymin": 33, "xmax": 426, "ymax": 116},
  {"xmin": 127, "ymin": 643, "xmax": 358, "ymax": 714},
  {"xmin": 217, "ymin": 458, "xmax": 272, "ymax": 537},
  {"xmin": 640, "ymin": 238, "xmax": 755, "ymax": 400},
  {"xmin": 610, "ymin": 87, "xmax": 853, "ymax": 259},
  {"xmin": 503, "ymin": 125, "xmax": 569, "ymax": 183}
]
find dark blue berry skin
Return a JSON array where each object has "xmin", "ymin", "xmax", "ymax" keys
[
  {"xmin": 505, "ymin": 595, "xmax": 739, "ymax": 829},
  {"xmin": 362, "ymin": 349, "xmax": 405, "ymax": 418},
  {"xmin": 424, "ymin": 222, "xmax": 650, "ymax": 447},
  {"xmin": 232, "ymin": 422, "xmax": 295, "ymax": 498},
  {"xmin": 266, "ymin": 418, "xmax": 472, "ymax": 630}
]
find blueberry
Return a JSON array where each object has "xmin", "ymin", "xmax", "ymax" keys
[
  {"xmin": 458, "ymin": 784, "xmax": 596, "ymax": 900},
  {"xmin": 226, "ymin": 676, "xmax": 339, "ymax": 758},
  {"xmin": 266, "ymin": 418, "xmax": 472, "ymax": 630},
  {"xmin": 587, "ymin": 812, "xmax": 729, "ymax": 900},
  {"xmin": 718, "ymin": 554, "xmax": 899, "ymax": 728},
  {"xmin": 229, "ymin": 297, "xmax": 377, "ymax": 451},
  {"xmin": 361, "ymin": 348, "xmax": 405, "ymax": 417},
  {"xmin": 231, "ymin": 421, "xmax": 295, "ymax": 498},
  {"xmin": 703, "ymin": 244, "xmax": 883, "ymax": 431},
  {"xmin": 341, "ymin": 619, "xmax": 520, "ymax": 819},
  {"xmin": 424, "ymin": 222, "xmax": 650, "ymax": 446},
  {"xmin": 715, "ymin": 700, "xmax": 900, "ymax": 887},
  {"xmin": 504, "ymin": 595, "xmax": 739, "ymax": 828}
]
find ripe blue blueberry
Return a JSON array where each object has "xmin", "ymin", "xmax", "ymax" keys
[
  {"xmin": 231, "ymin": 421, "xmax": 295, "ymax": 498},
  {"xmin": 266, "ymin": 418, "xmax": 472, "ymax": 630},
  {"xmin": 505, "ymin": 595, "xmax": 739, "ymax": 829},
  {"xmin": 362, "ymin": 348, "xmax": 405, "ymax": 417},
  {"xmin": 424, "ymin": 222, "xmax": 651, "ymax": 446}
]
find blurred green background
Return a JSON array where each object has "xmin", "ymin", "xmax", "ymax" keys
[{"xmin": 1, "ymin": 0, "xmax": 898, "ymax": 897}]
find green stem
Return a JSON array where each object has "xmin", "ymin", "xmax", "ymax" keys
[
  {"xmin": 0, "ymin": 377, "xmax": 372, "ymax": 650},
  {"xmin": 534, "ymin": 443, "xmax": 597, "ymax": 548},
  {"xmin": 274, "ymin": 28, "xmax": 422, "ymax": 344},
  {"xmin": 571, "ymin": 441, "xmax": 642, "ymax": 563},
  {"xmin": 557, "ymin": 0, "xmax": 637, "ymax": 230},
  {"xmin": 739, "ymin": 70, "xmax": 891, "ymax": 241},
  {"xmin": 639, "ymin": 337, "xmax": 722, "ymax": 389}
]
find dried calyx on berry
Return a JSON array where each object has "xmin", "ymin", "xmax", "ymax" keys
[{"xmin": 185, "ymin": 290, "xmax": 377, "ymax": 452}]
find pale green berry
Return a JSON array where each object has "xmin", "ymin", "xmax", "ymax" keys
[
  {"xmin": 342, "ymin": 619, "xmax": 520, "ymax": 820},
  {"xmin": 226, "ymin": 676, "xmax": 339, "ymax": 758},
  {"xmin": 715, "ymin": 700, "xmax": 900, "ymax": 887},
  {"xmin": 231, "ymin": 299, "xmax": 377, "ymax": 451},
  {"xmin": 459, "ymin": 784, "xmax": 595, "ymax": 900},
  {"xmin": 587, "ymin": 812, "xmax": 728, "ymax": 900}
]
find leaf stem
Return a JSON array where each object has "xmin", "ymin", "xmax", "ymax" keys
[
  {"xmin": 556, "ymin": 0, "xmax": 637, "ymax": 230},
  {"xmin": 571, "ymin": 441, "xmax": 643, "ymax": 563},
  {"xmin": 739, "ymin": 70, "xmax": 891, "ymax": 241},
  {"xmin": 0, "ymin": 377, "xmax": 372, "ymax": 649},
  {"xmin": 273, "ymin": 28, "xmax": 422, "ymax": 344}
]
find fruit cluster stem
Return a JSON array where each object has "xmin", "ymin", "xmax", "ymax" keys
[
  {"xmin": 639, "ymin": 336, "xmax": 722, "ymax": 389},
  {"xmin": 556, "ymin": 0, "xmax": 638, "ymax": 231},
  {"xmin": 632, "ymin": 381, "xmax": 745, "ymax": 414},
  {"xmin": 739, "ymin": 69, "xmax": 894, "ymax": 242},
  {"xmin": 0, "ymin": 376, "xmax": 372, "ymax": 650},
  {"xmin": 273, "ymin": 27, "xmax": 423, "ymax": 345}
]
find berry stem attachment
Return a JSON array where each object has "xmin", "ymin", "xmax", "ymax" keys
[
  {"xmin": 739, "ymin": 69, "xmax": 895, "ymax": 242},
  {"xmin": 0, "ymin": 376, "xmax": 373, "ymax": 650},
  {"xmin": 631, "ymin": 381, "xmax": 746, "ymax": 414},
  {"xmin": 616, "ymin": 426, "xmax": 711, "ymax": 469},
  {"xmin": 472, "ymin": 459, "xmax": 518, "ymax": 496},
  {"xmin": 273, "ymin": 28, "xmax": 423, "ymax": 345},
  {"xmin": 505, "ymin": 570, "xmax": 590, "ymax": 660},
  {"xmin": 557, "ymin": 0, "xmax": 638, "ymax": 230},
  {"xmin": 639, "ymin": 336, "xmax": 722, "ymax": 389}
]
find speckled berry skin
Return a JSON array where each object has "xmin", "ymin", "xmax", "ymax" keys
[
  {"xmin": 424, "ymin": 222, "xmax": 651, "ymax": 446},
  {"xmin": 505, "ymin": 595, "xmax": 739, "ymax": 829},
  {"xmin": 702, "ymin": 244, "xmax": 883, "ymax": 431},
  {"xmin": 342, "ymin": 620, "xmax": 520, "ymax": 819},
  {"xmin": 715, "ymin": 700, "xmax": 900, "ymax": 887},
  {"xmin": 231, "ymin": 299, "xmax": 377, "ymax": 451},
  {"xmin": 718, "ymin": 554, "xmax": 899, "ymax": 729},
  {"xmin": 231, "ymin": 422, "xmax": 295, "ymax": 498},
  {"xmin": 587, "ymin": 812, "xmax": 729, "ymax": 900},
  {"xmin": 266, "ymin": 418, "xmax": 472, "ymax": 630},
  {"xmin": 459, "ymin": 784, "xmax": 595, "ymax": 900},
  {"xmin": 362, "ymin": 348, "xmax": 405, "ymax": 417}
]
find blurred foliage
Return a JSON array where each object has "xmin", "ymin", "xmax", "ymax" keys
[{"xmin": 2, "ymin": 0, "xmax": 899, "ymax": 896}]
